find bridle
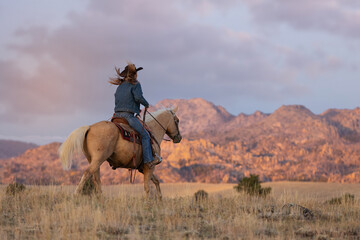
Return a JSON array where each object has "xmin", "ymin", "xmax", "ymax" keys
[
  {"xmin": 145, "ymin": 109, "xmax": 181, "ymax": 142},
  {"xmin": 167, "ymin": 110, "xmax": 182, "ymax": 142}
]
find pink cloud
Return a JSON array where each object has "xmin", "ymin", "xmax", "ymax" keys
[{"xmin": 244, "ymin": 0, "xmax": 360, "ymax": 38}]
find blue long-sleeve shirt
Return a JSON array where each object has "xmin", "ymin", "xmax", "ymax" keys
[{"xmin": 114, "ymin": 82, "xmax": 149, "ymax": 114}]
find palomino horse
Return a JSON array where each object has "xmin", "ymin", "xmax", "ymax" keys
[{"xmin": 58, "ymin": 107, "xmax": 182, "ymax": 198}]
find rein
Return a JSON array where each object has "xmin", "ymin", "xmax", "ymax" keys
[
  {"xmin": 146, "ymin": 111, "xmax": 167, "ymax": 132},
  {"xmin": 145, "ymin": 110, "xmax": 171, "ymax": 142}
]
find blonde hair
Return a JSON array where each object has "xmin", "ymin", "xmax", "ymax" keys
[{"xmin": 109, "ymin": 63, "xmax": 138, "ymax": 85}]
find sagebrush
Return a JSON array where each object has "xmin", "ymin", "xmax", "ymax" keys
[{"xmin": 234, "ymin": 174, "xmax": 271, "ymax": 197}]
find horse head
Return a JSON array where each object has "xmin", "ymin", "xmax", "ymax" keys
[{"xmin": 166, "ymin": 106, "xmax": 182, "ymax": 143}]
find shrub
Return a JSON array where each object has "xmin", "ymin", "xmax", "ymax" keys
[
  {"xmin": 327, "ymin": 193, "xmax": 355, "ymax": 205},
  {"xmin": 194, "ymin": 190, "xmax": 208, "ymax": 202},
  {"xmin": 234, "ymin": 175, "xmax": 271, "ymax": 197},
  {"xmin": 6, "ymin": 182, "xmax": 26, "ymax": 195}
]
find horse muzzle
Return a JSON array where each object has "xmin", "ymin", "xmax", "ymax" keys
[{"xmin": 172, "ymin": 134, "xmax": 182, "ymax": 143}]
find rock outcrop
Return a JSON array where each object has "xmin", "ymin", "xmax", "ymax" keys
[{"xmin": 0, "ymin": 98, "xmax": 359, "ymax": 184}]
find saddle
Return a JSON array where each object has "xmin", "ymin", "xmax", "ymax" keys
[
  {"xmin": 111, "ymin": 117, "xmax": 142, "ymax": 145},
  {"xmin": 109, "ymin": 116, "xmax": 160, "ymax": 171}
]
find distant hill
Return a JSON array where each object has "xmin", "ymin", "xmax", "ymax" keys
[
  {"xmin": 0, "ymin": 140, "xmax": 38, "ymax": 159},
  {"xmin": 0, "ymin": 98, "xmax": 359, "ymax": 184}
]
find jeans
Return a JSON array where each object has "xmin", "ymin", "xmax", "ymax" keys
[{"xmin": 114, "ymin": 112, "xmax": 153, "ymax": 163}]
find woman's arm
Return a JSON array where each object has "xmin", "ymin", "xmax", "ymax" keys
[{"xmin": 132, "ymin": 83, "xmax": 150, "ymax": 108}]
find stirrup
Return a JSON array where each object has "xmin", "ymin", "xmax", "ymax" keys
[
  {"xmin": 146, "ymin": 153, "xmax": 162, "ymax": 168},
  {"xmin": 154, "ymin": 153, "xmax": 162, "ymax": 165}
]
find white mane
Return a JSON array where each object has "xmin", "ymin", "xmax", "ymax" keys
[{"xmin": 144, "ymin": 108, "xmax": 172, "ymax": 123}]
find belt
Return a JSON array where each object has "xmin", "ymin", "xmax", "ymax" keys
[
  {"xmin": 115, "ymin": 111, "xmax": 136, "ymax": 117},
  {"xmin": 116, "ymin": 111, "xmax": 135, "ymax": 114}
]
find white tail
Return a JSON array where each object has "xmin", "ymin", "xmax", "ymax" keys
[{"xmin": 58, "ymin": 125, "xmax": 90, "ymax": 170}]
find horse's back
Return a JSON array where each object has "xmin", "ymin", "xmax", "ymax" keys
[{"xmin": 85, "ymin": 121, "xmax": 140, "ymax": 167}]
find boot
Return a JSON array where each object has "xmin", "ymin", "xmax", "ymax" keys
[{"xmin": 145, "ymin": 153, "xmax": 162, "ymax": 169}]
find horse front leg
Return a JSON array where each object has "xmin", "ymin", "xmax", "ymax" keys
[
  {"xmin": 151, "ymin": 173, "xmax": 162, "ymax": 200},
  {"xmin": 143, "ymin": 166, "xmax": 154, "ymax": 198}
]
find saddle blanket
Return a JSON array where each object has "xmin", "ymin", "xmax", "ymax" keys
[{"xmin": 112, "ymin": 122, "xmax": 142, "ymax": 145}]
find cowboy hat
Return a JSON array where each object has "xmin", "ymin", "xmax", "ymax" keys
[{"xmin": 119, "ymin": 63, "xmax": 143, "ymax": 77}]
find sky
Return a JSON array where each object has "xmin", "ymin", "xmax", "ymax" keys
[{"xmin": 0, "ymin": 0, "xmax": 360, "ymax": 145}]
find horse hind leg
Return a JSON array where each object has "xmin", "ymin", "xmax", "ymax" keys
[
  {"xmin": 75, "ymin": 121, "xmax": 117, "ymax": 195},
  {"xmin": 75, "ymin": 158, "xmax": 105, "ymax": 195},
  {"xmin": 84, "ymin": 146, "xmax": 102, "ymax": 194},
  {"xmin": 92, "ymin": 168, "xmax": 102, "ymax": 194},
  {"xmin": 151, "ymin": 174, "xmax": 162, "ymax": 200}
]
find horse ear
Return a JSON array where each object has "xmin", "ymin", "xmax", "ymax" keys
[{"xmin": 172, "ymin": 106, "xmax": 179, "ymax": 113}]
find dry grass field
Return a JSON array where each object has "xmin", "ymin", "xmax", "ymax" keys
[{"xmin": 0, "ymin": 182, "xmax": 359, "ymax": 239}]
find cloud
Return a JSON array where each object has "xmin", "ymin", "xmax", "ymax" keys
[
  {"xmin": 0, "ymin": 0, "xmax": 316, "ymax": 125},
  {"xmin": 244, "ymin": 0, "xmax": 360, "ymax": 38},
  {"xmin": 4, "ymin": 0, "xmax": 356, "ymax": 129}
]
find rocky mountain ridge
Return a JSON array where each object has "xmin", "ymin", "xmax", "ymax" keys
[
  {"xmin": 152, "ymin": 98, "xmax": 236, "ymax": 139},
  {"xmin": 0, "ymin": 98, "xmax": 359, "ymax": 184}
]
